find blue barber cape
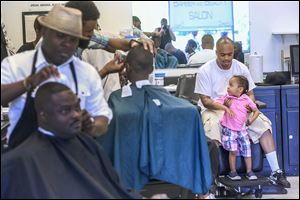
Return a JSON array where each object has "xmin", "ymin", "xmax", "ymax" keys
[{"xmin": 97, "ymin": 85, "xmax": 212, "ymax": 194}]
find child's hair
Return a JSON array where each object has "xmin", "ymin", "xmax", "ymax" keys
[{"xmin": 233, "ymin": 75, "xmax": 249, "ymax": 94}]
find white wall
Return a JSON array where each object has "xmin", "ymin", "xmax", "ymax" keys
[
  {"xmin": 132, "ymin": 1, "xmax": 168, "ymax": 32},
  {"xmin": 1, "ymin": 1, "xmax": 68, "ymax": 51},
  {"xmin": 1, "ymin": 1, "xmax": 132, "ymax": 51},
  {"xmin": 132, "ymin": 1, "xmax": 299, "ymax": 73},
  {"xmin": 1, "ymin": 1, "xmax": 299, "ymax": 73},
  {"xmin": 249, "ymin": 1, "xmax": 299, "ymax": 72},
  {"xmin": 95, "ymin": 1, "xmax": 132, "ymax": 35}
]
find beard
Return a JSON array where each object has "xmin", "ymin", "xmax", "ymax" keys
[{"xmin": 78, "ymin": 39, "xmax": 90, "ymax": 49}]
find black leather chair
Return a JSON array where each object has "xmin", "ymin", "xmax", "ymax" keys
[{"xmin": 175, "ymin": 73, "xmax": 199, "ymax": 105}]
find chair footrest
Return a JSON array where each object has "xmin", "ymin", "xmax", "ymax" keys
[{"xmin": 218, "ymin": 176, "xmax": 269, "ymax": 188}]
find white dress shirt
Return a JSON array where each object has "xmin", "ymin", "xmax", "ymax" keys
[
  {"xmin": 135, "ymin": 80, "xmax": 151, "ymax": 88},
  {"xmin": 82, "ymin": 49, "xmax": 121, "ymax": 101},
  {"xmin": 1, "ymin": 47, "xmax": 112, "ymax": 139}
]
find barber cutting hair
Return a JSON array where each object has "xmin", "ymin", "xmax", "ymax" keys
[{"xmin": 1, "ymin": 5, "xmax": 112, "ymax": 149}]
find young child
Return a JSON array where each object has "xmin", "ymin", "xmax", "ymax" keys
[{"xmin": 213, "ymin": 75, "xmax": 260, "ymax": 180}]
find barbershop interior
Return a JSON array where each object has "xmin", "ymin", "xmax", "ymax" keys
[{"xmin": 1, "ymin": 1, "xmax": 299, "ymax": 199}]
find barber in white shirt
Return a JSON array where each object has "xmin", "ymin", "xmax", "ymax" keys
[{"xmin": 1, "ymin": 5, "xmax": 112, "ymax": 149}]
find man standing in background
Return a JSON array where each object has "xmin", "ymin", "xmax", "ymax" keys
[{"xmin": 155, "ymin": 18, "xmax": 176, "ymax": 50}]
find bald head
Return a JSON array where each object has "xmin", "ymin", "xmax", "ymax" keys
[
  {"xmin": 215, "ymin": 37, "xmax": 234, "ymax": 70},
  {"xmin": 216, "ymin": 37, "xmax": 234, "ymax": 50}
]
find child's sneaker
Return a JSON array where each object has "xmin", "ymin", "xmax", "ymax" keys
[
  {"xmin": 246, "ymin": 171, "xmax": 258, "ymax": 180},
  {"xmin": 227, "ymin": 171, "xmax": 241, "ymax": 180}
]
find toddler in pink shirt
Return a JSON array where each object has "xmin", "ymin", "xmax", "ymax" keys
[{"xmin": 213, "ymin": 75, "xmax": 260, "ymax": 181}]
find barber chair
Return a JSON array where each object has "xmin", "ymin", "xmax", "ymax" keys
[
  {"xmin": 175, "ymin": 74, "xmax": 288, "ymax": 198},
  {"xmin": 175, "ymin": 73, "xmax": 199, "ymax": 106}
]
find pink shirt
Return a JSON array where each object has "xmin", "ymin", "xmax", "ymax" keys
[{"xmin": 216, "ymin": 94, "xmax": 257, "ymax": 131}]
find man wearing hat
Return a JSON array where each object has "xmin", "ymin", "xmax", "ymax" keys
[
  {"xmin": 1, "ymin": 5, "xmax": 112, "ymax": 149},
  {"xmin": 33, "ymin": 2, "xmax": 155, "ymax": 80}
]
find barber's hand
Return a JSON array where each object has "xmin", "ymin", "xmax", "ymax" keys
[
  {"xmin": 103, "ymin": 56, "xmax": 125, "ymax": 74},
  {"xmin": 130, "ymin": 38, "xmax": 156, "ymax": 55},
  {"xmin": 99, "ymin": 56, "xmax": 125, "ymax": 79},
  {"xmin": 27, "ymin": 65, "xmax": 59, "ymax": 88},
  {"xmin": 81, "ymin": 109, "xmax": 95, "ymax": 136}
]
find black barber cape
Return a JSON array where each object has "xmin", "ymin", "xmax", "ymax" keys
[{"xmin": 1, "ymin": 131, "xmax": 141, "ymax": 199}]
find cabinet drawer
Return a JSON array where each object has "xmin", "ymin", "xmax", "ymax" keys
[
  {"xmin": 285, "ymin": 92, "xmax": 299, "ymax": 108},
  {"xmin": 254, "ymin": 87, "xmax": 280, "ymax": 109},
  {"xmin": 255, "ymin": 94, "xmax": 276, "ymax": 108}
]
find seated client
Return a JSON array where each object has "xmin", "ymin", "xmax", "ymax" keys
[{"xmin": 97, "ymin": 45, "xmax": 213, "ymax": 195}]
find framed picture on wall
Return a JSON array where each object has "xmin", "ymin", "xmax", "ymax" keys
[{"xmin": 22, "ymin": 11, "xmax": 48, "ymax": 44}]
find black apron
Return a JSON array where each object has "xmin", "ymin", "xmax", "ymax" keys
[{"xmin": 8, "ymin": 51, "xmax": 78, "ymax": 149}]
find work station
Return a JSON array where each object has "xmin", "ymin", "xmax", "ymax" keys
[{"xmin": 1, "ymin": 1, "xmax": 299, "ymax": 199}]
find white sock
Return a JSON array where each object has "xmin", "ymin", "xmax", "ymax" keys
[{"xmin": 266, "ymin": 151, "xmax": 280, "ymax": 172}]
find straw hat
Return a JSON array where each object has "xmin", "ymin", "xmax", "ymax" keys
[{"xmin": 38, "ymin": 5, "xmax": 88, "ymax": 40}]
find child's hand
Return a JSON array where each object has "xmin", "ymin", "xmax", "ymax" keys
[
  {"xmin": 245, "ymin": 105, "xmax": 253, "ymax": 113},
  {"xmin": 246, "ymin": 119, "xmax": 253, "ymax": 126}
]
